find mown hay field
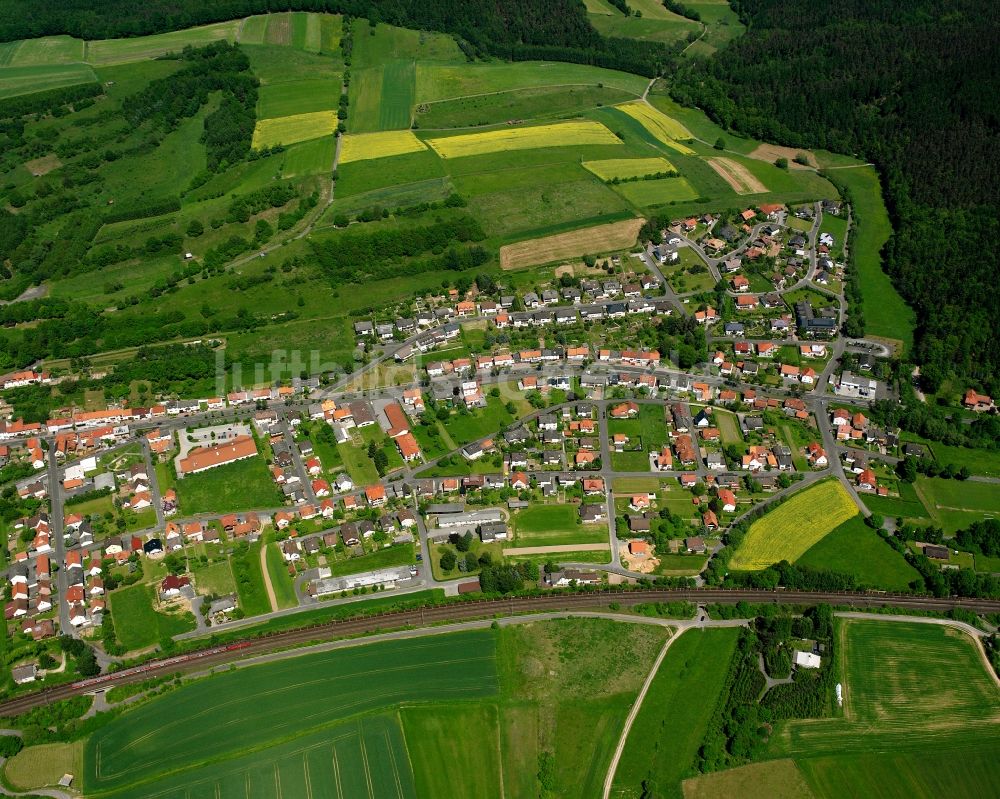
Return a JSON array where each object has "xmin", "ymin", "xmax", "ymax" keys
[
  {"xmin": 251, "ymin": 110, "xmax": 338, "ymax": 148},
  {"xmin": 0, "ymin": 63, "xmax": 96, "ymax": 99},
  {"xmin": 86, "ymin": 21, "xmax": 240, "ymax": 64},
  {"xmin": 617, "ymin": 101, "xmax": 696, "ymax": 154},
  {"xmin": 615, "ymin": 176, "xmax": 699, "ymax": 206},
  {"xmin": 583, "ymin": 156, "xmax": 676, "ymax": 181},
  {"xmin": 338, "ymin": 130, "xmax": 428, "ymax": 163},
  {"xmin": 707, "ymin": 156, "xmax": 768, "ymax": 194},
  {"xmin": 8, "ymin": 35, "xmax": 85, "ymax": 65},
  {"xmin": 500, "ymin": 217, "xmax": 644, "ymax": 269},
  {"xmin": 427, "ymin": 119, "xmax": 621, "ymax": 159},
  {"xmin": 85, "ymin": 631, "xmax": 499, "ymax": 796},
  {"xmin": 730, "ymin": 480, "xmax": 858, "ymax": 570}
]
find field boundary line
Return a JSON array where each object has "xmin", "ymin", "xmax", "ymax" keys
[{"xmin": 602, "ymin": 628, "xmax": 684, "ymax": 799}]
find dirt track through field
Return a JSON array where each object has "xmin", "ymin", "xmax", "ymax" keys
[
  {"xmin": 500, "ymin": 218, "xmax": 644, "ymax": 270},
  {"xmin": 260, "ymin": 544, "xmax": 279, "ymax": 613},
  {"xmin": 706, "ymin": 157, "xmax": 767, "ymax": 194},
  {"xmin": 503, "ymin": 543, "xmax": 611, "ymax": 556}
]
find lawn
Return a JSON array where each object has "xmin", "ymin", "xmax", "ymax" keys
[
  {"xmin": 608, "ymin": 403, "xmax": 669, "ymax": 450},
  {"xmin": 109, "ymin": 583, "xmax": 196, "ymax": 651},
  {"xmin": 926, "ymin": 440, "xmax": 1000, "ymax": 478},
  {"xmin": 795, "ymin": 515, "xmax": 920, "ymax": 590},
  {"xmin": 326, "ymin": 543, "xmax": 415, "ymax": 577},
  {"xmin": 512, "ymin": 504, "xmax": 608, "ymax": 547},
  {"xmin": 264, "ymin": 538, "xmax": 297, "ymax": 610},
  {"xmin": 730, "ymin": 480, "xmax": 860, "ymax": 570},
  {"xmin": 4, "ymin": 741, "xmax": 84, "ymax": 793},
  {"xmin": 824, "ymin": 167, "xmax": 914, "ymax": 351},
  {"xmin": 174, "ymin": 454, "xmax": 283, "ymax": 514},
  {"xmin": 861, "ymin": 478, "xmax": 929, "ymax": 521},
  {"xmin": 84, "ymin": 631, "xmax": 498, "ymax": 796},
  {"xmin": 715, "ymin": 410, "xmax": 743, "ymax": 446},
  {"xmin": 914, "ymin": 476, "xmax": 1000, "ymax": 532},
  {"xmin": 439, "ymin": 397, "xmax": 516, "ymax": 446},
  {"xmin": 231, "ymin": 539, "xmax": 271, "ymax": 617},
  {"xmin": 402, "ymin": 704, "xmax": 502, "ymax": 799},
  {"xmin": 190, "ymin": 559, "xmax": 236, "ymax": 596},
  {"xmin": 611, "ymin": 628, "xmax": 740, "ymax": 799}
]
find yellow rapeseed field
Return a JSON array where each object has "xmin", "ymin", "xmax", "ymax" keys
[
  {"xmin": 729, "ymin": 480, "xmax": 859, "ymax": 570},
  {"xmin": 582, "ymin": 157, "xmax": 676, "ymax": 181},
  {"xmin": 426, "ymin": 120, "xmax": 621, "ymax": 159},
  {"xmin": 252, "ymin": 111, "xmax": 338, "ymax": 149},
  {"xmin": 338, "ymin": 130, "xmax": 428, "ymax": 164},
  {"xmin": 617, "ymin": 101, "xmax": 696, "ymax": 155}
]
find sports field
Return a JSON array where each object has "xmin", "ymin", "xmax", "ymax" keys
[
  {"xmin": 500, "ymin": 217, "xmax": 644, "ymax": 269},
  {"xmin": 338, "ymin": 130, "xmax": 427, "ymax": 163},
  {"xmin": 616, "ymin": 101, "xmax": 696, "ymax": 154},
  {"xmin": 730, "ymin": 480, "xmax": 859, "ymax": 570},
  {"xmin": 252, "ymin": 111, "xmax": 339, "ymax": 148},
  {"xmin": 583, "ymin": 156, "xmax": 676, "ymax": 181},
  {"xmin": 427, "ymin": 120, "xmax": 622, "ymax": 159},
  {"xmin": 85, "ymin": 631, "xmax": 499, "ymax": 797}
]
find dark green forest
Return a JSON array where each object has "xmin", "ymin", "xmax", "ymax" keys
[
  {"xmin": 670, "ymin": 0, "xmax": 1000, "ymax": 394},
  {"xmin": 0, "ymin": 0, "xmax": 677, "ymax": 77}
]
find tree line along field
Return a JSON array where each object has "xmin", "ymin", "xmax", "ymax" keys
[{"xmin": 0, "ymin": 13, "xmax": 857, "ymax": 387}]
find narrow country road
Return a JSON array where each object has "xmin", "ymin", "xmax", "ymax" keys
[
  {"xmin": 259, "ymin": 543, "xmax": 278, "ymax": 613},
  {"xmin": 602, "ymin": 629, "xmax": 684, "ymax": 799}
]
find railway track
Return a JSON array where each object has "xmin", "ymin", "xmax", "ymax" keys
[{"xmin": 1, "ymin": 588, "xmax": 996, "ymax": 717}]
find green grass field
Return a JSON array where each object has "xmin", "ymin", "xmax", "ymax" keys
[
  {"xmin": 327, "ymin": 543, "xmax": 415, "ymax": 577},
  {"xmin": 109, "ymin": 583, "xmax": 196, "ymax": 651},
  {"xmin": 773, "ymin": 619, "xmax": 1000, "ymax": 761},
  {"xmin": 86, "ymin": 21, "xmax": 240, "ymax": 64},
  {"xmin": 379, "ymin": 59, "xmax": 415, "ymax": 130},
  {"xmin": 174, "ymin": 454, "xmax": 282, "ymax": 514},
  {"xmin": 8, "ymin": 35, "xmax": 85, "ymax": 65},
  {"xmin": 913, "ymin": 476, "xmax": 1000, "ymax": 532},
  {"xmin": 497, "ymin": 618, "xmax": 671, "ymax": 797},
  {"xmin": 85, "ymin": 630, "xmax": 499, "ymax": 796},
  {"xmin": 861, "ymin": 478, "xmax": 930, "ymax": 521},
  {"xmin": 402, "ymin": 704, "xmax": 502, "ymax": 799},
  {"xmin": 281, "ymin": 136, "xmax": 335, "ymax": 178},
  {"xmin": 264, "ymin": 539, "xmax": 297, "ymax": 610},
  {"xmin": 190, "ymin": 559, "xmax": 236, "ymax": 596},
  {"xmin": 614, "ymin": 175, "xmax": 700, "ymax": 206},
  {"xmin": 608, "ymin": 403, "xmax": 669, "ymax": 451},
  {"xmin": 0, "ymin": 62, "xmax": 96, "ymax": 98},
  {"xmin": 231, "ymin": 538, "xmax": 270, "ymax": 617},
  {"xmin": 511, "ymin": 504, "xmax": 608, "ymax": 547},
  {"xmin": 611, "ymin": 628, "xmax": 740, "ymax": 799},
  {"xmin": 257, "ymin": 78, "xmax": 340, "ymax": 119},
  {"xmin": 583, "ymin": 156, "xmax": 676, "ymax": 180},
  {"xmin": 795, "ymin": 515, "xmax": 920, "ymax": 590},
  {"xmin": 824, "ymin": 167, "xmax": 914, "ymax": 350}
]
